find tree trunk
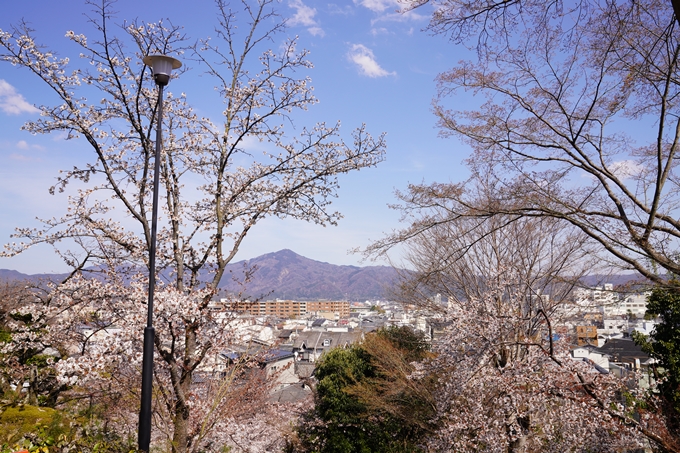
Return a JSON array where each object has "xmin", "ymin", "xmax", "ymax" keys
[
  {"xmin": 671, "ymin": 0, "xmax": 680, "ymax": 27},
  {"xmin": 26, "ymin": 366, "xmax": 38, "ymax": 405},
  {"xmin": 506, "ymin": 414, "xmax": 529, "ymax": 453},
  {"xmin": 508, "ymin": 435, "xmax": 527, "ymax": 453},
  {"xmin": 171, "ymin": 371, "xmax": 192, "ymax": 453}
]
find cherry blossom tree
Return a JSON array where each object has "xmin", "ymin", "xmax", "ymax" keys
[
  {"xmin": 366, "ymin": 175, "xmax": 599, "ymax": 313},
  {"xmin": 419, "ymin": 277, "xmax": 656, "ymax": 453},
  {"xmin": 367, "ymin": 179, "xmax": 680, "ymax": 451},
  {"xmin": 0, "ymin": 0, "xmax": 385, "ymax": 451},
  {"xmin": 399, "ymin": 0, "xmax": 680, "ymax": 286},
  {"xmin": 2, "ymin": 275, "xmax": 307, "ymax": 451},
  {"xmin": 359, "ymin": 0, "xmax": 680, "ymax": 449},
  {"xmin": 0, "ymin": 281, "xmax": 64, "ymax": 406}
]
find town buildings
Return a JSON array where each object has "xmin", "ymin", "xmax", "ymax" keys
[{"xmin": 219, "ymin": 298, "xmax": 350, "ymax": 319}]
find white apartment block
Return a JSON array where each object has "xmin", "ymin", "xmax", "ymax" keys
[{"xmin": 602, "ymin": 292, "xmax": 650, "ymax": 318}]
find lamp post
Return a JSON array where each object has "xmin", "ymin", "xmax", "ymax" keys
[{"xmin": 138, "ymin": 54, "xmax": 181, "ymax": 452}]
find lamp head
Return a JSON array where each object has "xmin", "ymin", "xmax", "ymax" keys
[{"xmin": 143, "ymin": 55, "xmax": 181, "ymax": 86}]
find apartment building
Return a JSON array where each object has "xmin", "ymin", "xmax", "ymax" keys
[{"xmin": 221, "ymin": 299, "xmax": 350, "ymax": 318}]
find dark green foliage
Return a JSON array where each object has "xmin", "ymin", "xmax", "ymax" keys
[
  {"xmin": 25, "ymin": 355, "xmax": 52, "ymax": 368},
  {"xmin": 634, "ymin": 286, "xmax": 680, "ymax": 408},
  {"xmin": 315, "ymin": 348, "xmax": 373, "ymax": 424},
  {"xmin": 309, "ymin": 348, "xmax": 388, "ymax": 453},
  {"xmin": 291, "ymin": 327, "xmax": 433, "ymax": 453},
  {"xmin": 376, "ymin": 326, "xmax": 430, "ymax": 362},
  {"xmin": 635, "ymin": 288, "xmax": 680, "ymax": 400},
  {"xmin": 0, "ymin": 329, "xmax": 11, "ymax": 344},
  {"xmin": 9, "ymin": 312, "xmax": 33, "ymax": 324}
]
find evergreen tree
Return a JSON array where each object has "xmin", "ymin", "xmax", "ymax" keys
[
  {"xmin": 634, "ymin": 286, "xmax": 680, "ymax": 434},
  {"xmin": 291, "ymin": 327, "xmax": 433, "ymax": 453}
]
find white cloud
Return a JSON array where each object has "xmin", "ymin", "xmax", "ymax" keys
[
  {"xmin": 288, "ymin": 0, "xmax": 325, "ymax": 37},
  {"xmin": 51, "ymin": 131, "xmax": 70, "ymax": 141},
  {"xmin": 354, "ymin": 0, "xmax": 400, "ymax": 13},
  {"xmin": 610, "ymin": 160, "xmax": 645, "ymax": 180},
  {"xmin": 308, "ymin": 27, "xmax": 325, "ymax": 37},
  {"xmin": 328, "ymin": 3, "xmax": 354, "ymax": 15},
  {"xmin": 347, "ymin": 44, "xmax": 396, "ymax": 78},
  {"xmin": 354, "ymin": 0, "xmax": 428, "ymax": 26},
  {"xmin": 288, "ymin": 0, "xmax": 316, "ymax": 26},
  {"xmin": 580, "ymin": 159, "xmax": 646, "ymax": 181},
  {"xmin": 9, "ymin": 152, "xmax": 41, "ymax": 162},
  {"xmin": 0, "ymin": 79, "xmax": 39, "ymax": 115},
  {"xmin": 370, "ymin": 9, "xmax": 428, "ymax": 25},
  {"xmin": 15, "ymin": 140, "xmax": 45, "ymax": 151},
  {"xmin": 371, "ymin": 27, "xmax": 389, "ymax": 36}
]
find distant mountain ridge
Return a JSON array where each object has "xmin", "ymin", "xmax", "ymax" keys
[
  {"xmin": 0, "ymin": 250, "xmax": 400, "ymax": 301},
  {"xmin": 0, "ymin": 268, "xmax": 72, "ymax": 283},
  {"xmin": 220, "ymin": 249, "xmax": 399, "ymax": 300}
]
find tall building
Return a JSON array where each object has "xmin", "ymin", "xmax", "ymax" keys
[
  {"xmin": 221, "ymin": 299, "xmax": 350, "ymax": 318},
  {"xmin": 307, "ymin": 300, "xmax": 350, "ymax": 318}
]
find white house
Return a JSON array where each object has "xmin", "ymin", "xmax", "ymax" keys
[{"xmin": 571, "ymin": 345, "xmax": 610, "ymax": 369}]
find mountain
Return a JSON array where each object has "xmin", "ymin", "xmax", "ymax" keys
[
  {"xmin": 0, "ymin": 250, "xmax": 400, "ymax": 301},
  {"xmin": 219, "ymin": 249, "xmax": 399, "ymax": 301},
  {"xmin": 0, "ymin": 253, "xmax": 658, "ymax": 301},
  {"xmin": 0, "ymin": 269, "xmax": 71, "ymax": 284}
]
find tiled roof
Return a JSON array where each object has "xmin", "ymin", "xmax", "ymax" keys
[
  {"xmin": 597, "ymin": 339, "xmax": 649, "ymax": 363},
  {"xmin": 292, "ymin": 330, "xmax": 362, "ymax": 350}
]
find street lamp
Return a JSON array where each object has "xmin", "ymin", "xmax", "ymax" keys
[{"xmin": 138, "ymin": 54, "xmax": 181, "ymax": 452}]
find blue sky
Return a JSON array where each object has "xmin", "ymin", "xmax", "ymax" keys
[{"xmin": 0, "ymin": 0, "xmax": 472, "ymax": 273}]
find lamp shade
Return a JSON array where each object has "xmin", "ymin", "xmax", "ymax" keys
[{"xmin": 143, "ymin": 55, "xmax": 181, "ymax": 86}]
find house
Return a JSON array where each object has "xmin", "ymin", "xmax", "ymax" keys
[
  {"xmin": 618, "ymin": 293, "xmax": 650, "ymax": 318},
  {"xmin": 216, "ymin": 341, "xmax": 297, "ymax": 387},
  {"xmin": 269, "ymin": 382, "xmax": 313, "ymax": 403},
  {"xmin": 220, "ymin": 299, "xmax": 350, "ymax": 319},
  {"xmin": 357, "ymin": 315, "xmax": 387, "ymax": 333},
  {"xmin": 71, "ymin": 323, "xmax": 122, "ymax": 354},
  {"xmin": 576, "ymin": 325, "xmax": 598, "ymax": 346},
  {"xmin": 571, "ymin": 339, "xmax": 655, "ymax": 390},
  {"xmin": 426, "ymin": 319, "xmax": 453, "ymax": 342},
  {"xmin": 573, "ymin": 284, "xmax": 619, "ymax": 313},
  {"xmin": 631, "ymin": 319, "xmax": 657, "ymax": 337},
  {"xmin": 277, "ymin": 329, "xmax": 299, "ymax": 347},
  {"xmin": 292, "ymin": 330, "xmax": 363, "ymax": 362},
  {"xmin": 310, "ymin": 318, "xmax": 330, "ymax": 329},
  {"xmin": 598, "ymin": 338, "xmax": 651, "ymax": 370},
  {"xmin": 571, "ymin": 344, "xmax": 610, "ymax": 369},
  {"xmin": 260, "ymin": 348, "xmax": 298, "ymax": 387}
]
